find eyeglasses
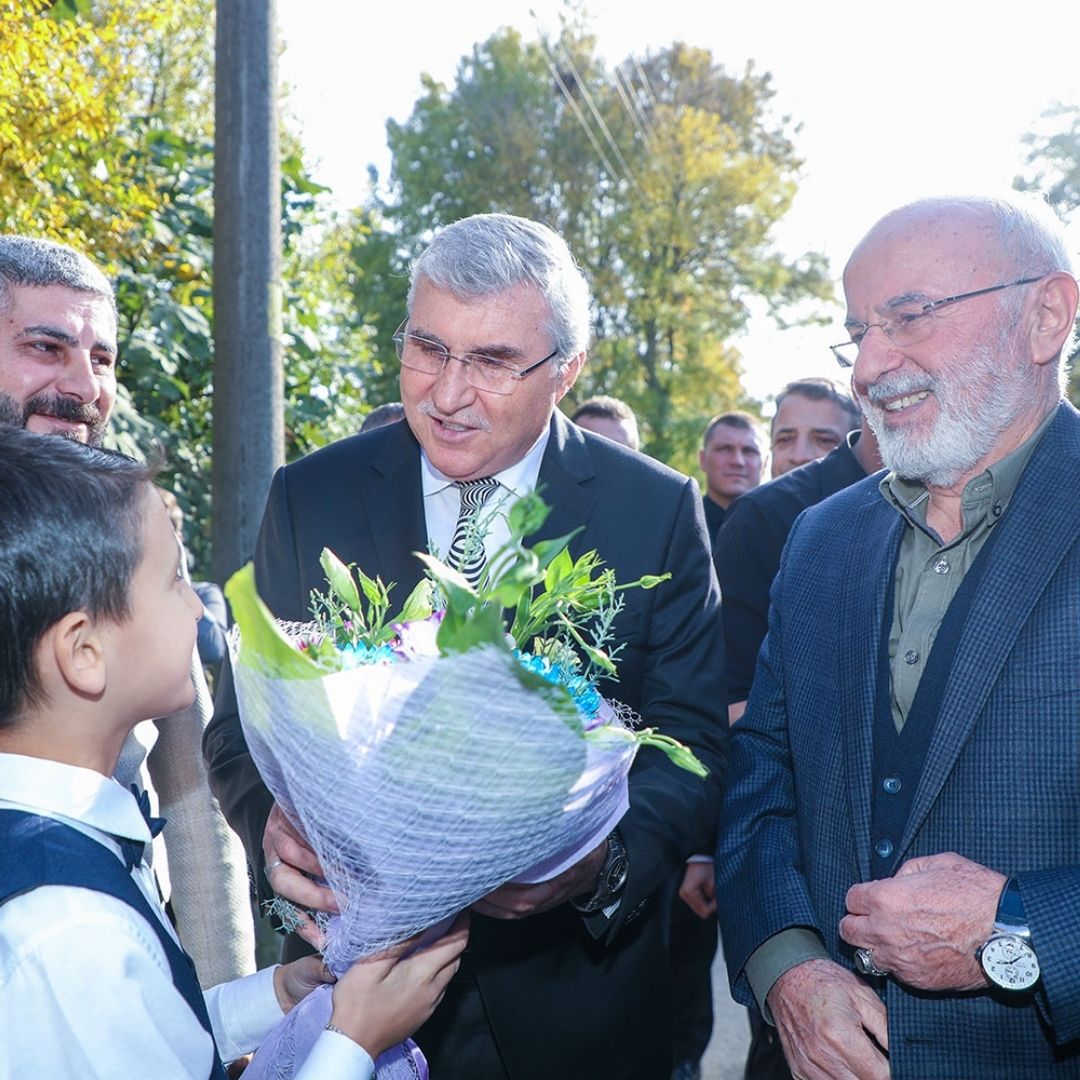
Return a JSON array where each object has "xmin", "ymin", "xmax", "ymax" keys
[
  {"xmin": 393, "ymin": 319, "xmax": 560, "ymax": 396},
  {"xmin": 829, "ymin": 274, "xmax": 1049, "ymax": 369}
]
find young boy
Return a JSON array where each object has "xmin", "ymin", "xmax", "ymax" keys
[{"xmin": 0, "ymin": 428, "xmax": 466, "ymax": 1078}]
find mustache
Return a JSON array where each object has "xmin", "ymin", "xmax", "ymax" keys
[
  {"xmin": 861, "ymin": 372, "xmax": 936, "ymax": 404},
  {"xmin": 22, "ymin": 392, "xmax": 106, "ymax": 445},
  {"xmin": 416, "ymin": 398, "xmax": 491, "ymax": 432}
]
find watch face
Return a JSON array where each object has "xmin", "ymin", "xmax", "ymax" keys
[{"xmin": 980, "ymin": 934, "xmax": 1040, "ymax": 991}]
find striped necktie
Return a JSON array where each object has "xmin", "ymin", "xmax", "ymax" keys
[{"xmin": 447, "ymin": 477, "xmax": 500, "ymax": 585}]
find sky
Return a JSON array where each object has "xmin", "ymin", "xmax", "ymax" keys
[{"xmin": 276, "ymin": 0, "xmax": 1080, "ymax": 408}]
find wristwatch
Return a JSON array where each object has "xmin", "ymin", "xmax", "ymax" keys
[
  {"xmin": 572, "ymin": 829, "xmax": 629, "ymax": 914},
  {"xmin": 976, "ymin": 877, "xmax": 1040, "ymax": 992}
]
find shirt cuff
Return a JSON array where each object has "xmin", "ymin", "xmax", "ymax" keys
[
  {"xmin": 206, "ymin": 965, "xmax": 286, "ymax": 1063},
  {"xmin": 296, "ymin": 1030, "xmax": 375, "ymax": 1080},
  {"xmin": 744, "ymin": 928, "xmax": 830, "ymax": 1024},
  {"xmin": 686, "ymin": 854, "xmax": 714, "ymax": 865}
]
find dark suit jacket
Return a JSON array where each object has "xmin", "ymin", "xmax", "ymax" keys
[
  {"xmin": 714, "ymin": 436, "xmax": 869, "ymax": 704},
  {"xmin": 205, "ymin": 412, "xmax": 727, "ymax": 1079},
  {"xmin": 716, "ymin": 403, "xmax": 1080, "ymax": 1078}
]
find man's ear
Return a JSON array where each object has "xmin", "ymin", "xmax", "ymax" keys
[
  {"xmin": 46, "ymin": 611, "xmax": 107, "ymax": 698},
  {"xmin": 1029, "ymin": 271, "xmax": 1080, "ymax": 367},
  {"xmin": 554, "ymin": 351, "xmax": 586, "ymax": 403}
]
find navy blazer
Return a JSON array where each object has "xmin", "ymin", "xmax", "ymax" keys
[
  {"xmin": 717, "ymin": 402, "xmax": 1080, "ymax": 1078},
  {"xmin": 205, "ymin": 411, "xmax": 727, "ymax": 1079}
]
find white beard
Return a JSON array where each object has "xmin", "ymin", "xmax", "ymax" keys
[{"xmin": 858, "ymin": 325, "xmax": 1026, "ymax": 488}]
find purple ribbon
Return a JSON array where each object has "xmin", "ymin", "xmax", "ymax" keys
[{"xmin": 243, "ymin": 982, "xmax": 427, "ymax": 1080}]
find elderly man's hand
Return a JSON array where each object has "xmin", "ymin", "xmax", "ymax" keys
[
  {"xmin": 840, "ymin": 852, "xmax": 1005, "ymax": 992},
  {"xmin": 471, "ymin": 839, "xmax": 608, "ymax": 919},
  {"xmin": 768, "ymin": 958, "xmax": 890, "ymax": 1080},
  {"xmin": 263, "ymin": 802, "xmax": 339, "ymax": 947}
]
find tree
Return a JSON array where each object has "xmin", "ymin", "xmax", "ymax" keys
[
  {"xmin": 348, "ymin": 26, "xmax": 830, "ymax": 472},
  {"xmin": 1, "ymin": 1, "xmax": 376, "ymax": 571},
  {"xmin": 1015, "ymin": 103, "xmax": 1080, "ymax": 402}
]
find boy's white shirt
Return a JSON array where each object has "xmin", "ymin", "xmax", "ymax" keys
[{"xmin": 0, "ymin": 753, "xmax": 373, "ymax": 1079}]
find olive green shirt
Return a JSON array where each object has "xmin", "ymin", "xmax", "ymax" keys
[{"xmin": 743, "ymin": 410, "xmax": 1056, "ymax": 1018}]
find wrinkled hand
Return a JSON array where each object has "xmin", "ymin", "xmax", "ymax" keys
[
  {"xmin": 263, "ymin": 802, "xmax": 338, "ymax": 947},
  {"xmin": 678, "ymin": 860, "xmax": 717, "ymax": 919},
  {"xmin": 329, "ymin": 914, "xmax": 470, "ymax": 1059},
  {"xmin": 471, "ymin": 840, "xmax": 607, "ymax": 919},
  {"xmin": 768, "ymin": 958, "xmax": 889, "ymax": 1080},
  {"xmin": 841, "ymin": 852, "xmax": 1005, "ymax": 992},
  {"xmin": 273, "ymin": 954, "xmax": 335, "ymax": 1013}
]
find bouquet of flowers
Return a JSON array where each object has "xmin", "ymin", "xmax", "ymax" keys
[{"xmin": 226, "ymin": 493, "xmax": 705, "ymax": 1080}]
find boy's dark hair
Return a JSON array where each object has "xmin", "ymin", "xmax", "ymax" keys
[{"xmin": 0, "ymin": 428, "xmax": 155, "ymax": 725}]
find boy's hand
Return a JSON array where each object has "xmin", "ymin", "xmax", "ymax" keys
[
  {"xmin": 328, "ymin": 914, "xmax": 470, "ymax": 1059},
  {"xmin": 273, "ymin": 955, "xmax": 335, "ymax": 1012}
]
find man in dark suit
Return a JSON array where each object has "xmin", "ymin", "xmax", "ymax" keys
[
  {"xmin": 717, "ymin": 192, "xmax": 1080, "ymax": 1079},
  {"xmin": 204, "ymin": 213, "xmax": 727, "ymax": 1080}
]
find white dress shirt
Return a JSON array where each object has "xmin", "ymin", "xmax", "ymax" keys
[
  {"xmin": 421, "ymin": 427, "xmax": 549, "ymax": 562},
  {"xmin": 0, "ymin": 753, "xmax": 373, "ymax": 1079}
]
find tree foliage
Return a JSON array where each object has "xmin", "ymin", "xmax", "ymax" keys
[
  {"xmin": 347, "ymin": 26, "xmax": 830, "ymax": 472},
  {"xmin": 1, "ymin": 1, "xmax": 374, "ymax": 571},
  {"xmin": 1015, "ymin": 103, "xmax": 1080, "ymax": 403}
]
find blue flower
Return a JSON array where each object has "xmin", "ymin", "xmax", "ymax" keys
[
  {"xmin": 513, "ymin": 650, "xmax": 601, "ymax": 721},
  {"xmin": 338, "ymin": 642, "xmax": 398, "ymax": 669}
]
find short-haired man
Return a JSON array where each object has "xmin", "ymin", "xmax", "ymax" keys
[
  {"xmin": 570, "ymin": 393, "xmax": 640, "ymax": 450},
  {"xmin": 205, "ymin": 213, "xmax": 727, "ymax": 1080},
  {"xmin": 769, "ymin": 377, "xmax": 859, "ymax": 478},
  {"xmin": 717, "ymin": 194, "xmax": 1080, "ymax": 1077},
  {"xmin": 698, "ymin": 411, "xmax": 766, "ymax": 540},
  {"xmin": 0, "ymin": 234, "xmax": 254, "ymax": 988},
  {"xmin": 359, "ymin": 400, "xmax": 405, "ymax": 433}
]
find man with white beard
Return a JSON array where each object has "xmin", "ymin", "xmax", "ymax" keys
[{"xmin": 716, "ymin": 193, "xmax": 1080, "ymax": 1079}]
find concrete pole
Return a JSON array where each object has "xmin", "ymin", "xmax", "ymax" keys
[{"xmin": 211, "ymin": 0, "xmax": 284, "ymax": 585}]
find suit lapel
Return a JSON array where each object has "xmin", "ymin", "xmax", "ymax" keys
[
  {"xmin": 360, "ymin": 422, "xmax": 429, "ymax": 595},
  {"xmin": 839, "ymin": 494, "xmax": 905, "ymax": 881},
  {"xmin": 530, "ymin": 414, "xmax": 598, "ymax": 551},
  {"xmin": 899, "ymin": 404, "xmax": 1080, "ymax": 856}
]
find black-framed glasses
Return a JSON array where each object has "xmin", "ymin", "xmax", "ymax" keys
[
  {"xmin": 829, "ymin": 274, "xmax": 1049, "ymax": 369},
  {"xmin": 393, "ymin": 319, "xmax": 560, "ymax": 396}
]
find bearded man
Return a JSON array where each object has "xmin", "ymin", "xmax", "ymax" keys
[{"xmin": 716, "ymin": 193, "xmax": 1080, "ymax": 1079}]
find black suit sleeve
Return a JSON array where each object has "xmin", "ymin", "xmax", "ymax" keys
[
  {"xmin": 713, "ymin": 495, "xmax": 786, "ymax": 706},
  {"xmin": 599, "ymin": 476, "xmax": 728, "ymax": 940}
]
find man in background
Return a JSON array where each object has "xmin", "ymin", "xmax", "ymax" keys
[
  {"xmin": 570, "ymin": 393, "xmax": 640, "ymax": 450},
  {"xmin": 359, "ymin": 400, "xmax": 405, "ymax": 433},
  {"xmin": 769, "ymin": 377, "xmax": 859, "ymax": 478},
  {"xmin": 698, "ymin": 411, "xmax": 766, "ymax": 540},
  {"xmin": 0, "ymin": 234, "xmax": 254, "ymax": 989}
]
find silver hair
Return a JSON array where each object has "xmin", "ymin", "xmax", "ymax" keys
[
  {"xmin": 0, "ymin": 235, "xmax": 116, "ymax": 317},
  {"xmin": 407, "ymin": 213, "xmax": 591, "ymax": 373}
]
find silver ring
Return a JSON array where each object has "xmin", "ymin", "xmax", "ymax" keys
[
  {"xmin": 854, "ymin": 947, "xmax": 889, "ymax": 977},
  {"xmin": 264, "ymin": 857, "xmax": 285, "ymax": 882}
]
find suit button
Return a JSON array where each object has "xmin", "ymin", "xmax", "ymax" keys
[
  {"xmin": 883, "ymin": 776, "xmax": 902, "ymax": 794},
  {"xmin": 875, "ymin": 839, "xmax": 894, "ymax": 859},
  {"xmin": 904, "ymin": 650, "xmax": 919, "ymax": 665}
]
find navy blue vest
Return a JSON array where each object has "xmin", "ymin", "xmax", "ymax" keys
[
  {"xmin": 870, "ymin": 521, "xmax": 1005, "ymax": 879},
  {"xmin": 0, "ymin": 809, "xmax": 227, "ymax": 1079}
]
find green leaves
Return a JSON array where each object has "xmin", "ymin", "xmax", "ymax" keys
[
  {"xmin": 311, "ymin": 548, "xmax": 432, "ymax": 651},
  {"xmin": 224, "ymin": 564, "xmax": 323, "ymax": 687}
]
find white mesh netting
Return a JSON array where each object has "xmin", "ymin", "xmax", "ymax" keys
[{"xmin": 230, "ymin": 627, "xmax": 636, "ymax": 971}]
